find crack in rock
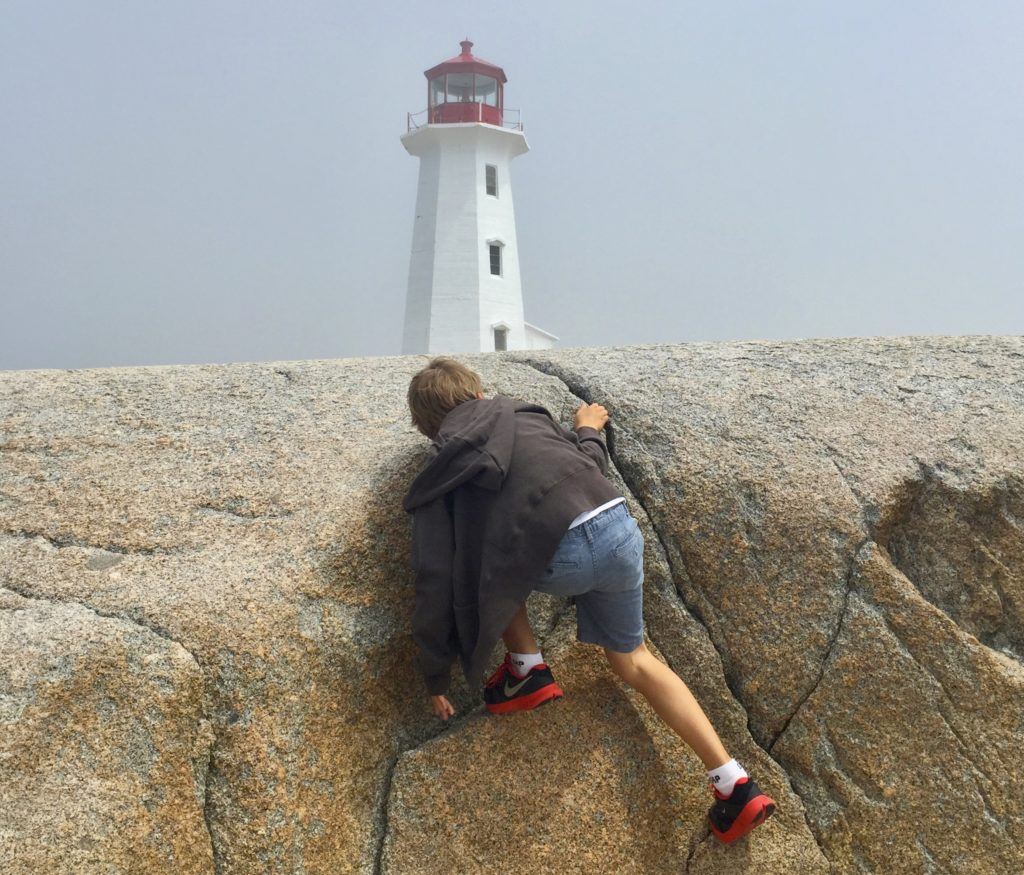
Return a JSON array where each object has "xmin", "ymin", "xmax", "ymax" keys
[
  {"xmin": 1, "ymin": 527, "xmax": 183, "ymax": 556},
  {"xmin": 512, "ymin": 356, "xmax": 832, "ymax": 865},
  {"xmin": 198, "ymin": 738, "xmax": 222, "ymax": 875},
  {"xmin": 372, "ymin": 705, "xmax": 494, "ymax": 872},
  {"xmin": 0, "ymin": 579, "xmax": 197, "ymax": 661},
  {"xmin": 768, "ymin": 538, "xmax": 872, "ymax": 755},
  {"xmin": 372, "ymin": 620, "xmax": 567, "ymax": 873},
  {"xmin": 513, "ymin": 356, "xmax": 778, "ymax": 720},
  {"xmin": 195, "ymin": 503, "xmax": 294, "ymax": 521}
]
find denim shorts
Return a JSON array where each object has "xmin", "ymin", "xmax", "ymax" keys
[{"xmin": 532, "ymin": 501, "xmax": 645, "ymax": 652}]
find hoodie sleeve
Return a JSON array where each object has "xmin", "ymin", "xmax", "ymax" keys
[
  {"xmin": 409, "ymin": 495, "xmax": 457, "ymax": 696},
  {"xmin": 557, "ymin": 423, "xmax": 611, "ymax": 476}
]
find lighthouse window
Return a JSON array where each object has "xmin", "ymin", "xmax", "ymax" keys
[
  {"xmin": 489, "ymin": 243, "xmax": 503, "ymax": 276},
  {"xmin": 494, "ymin": 326, "xmax": 508, "ymax": 351},
  {"xmin": 446, "ymin": 73, "xmax": 474, "ymax": 103},
  {"xmin": 474, "ymin": 75, "xmax": 498, "ymax": 107},
  {"xmin": 429, "ymin": 76, "xmax": 445, "ymax": 107},
  {"xmin": 485, "ymin": 165, "xmax": 498, "ymax": 197}
]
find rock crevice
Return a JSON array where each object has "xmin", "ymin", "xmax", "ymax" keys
[{"xmin": 512, "ymin": 357, "xmax": 831, "ymax": 871}]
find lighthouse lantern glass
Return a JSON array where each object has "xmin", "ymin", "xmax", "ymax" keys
[
  {"xmin": 429, "ymin": 76, "xmax": 444, "ymax": 107},
  {"xmin": 446, "ymin": 73, "xmax": 474, "ymax": 103},
  {"xmin": 474, "ymin": 75, "xmax": 497, "ymax": 106}
]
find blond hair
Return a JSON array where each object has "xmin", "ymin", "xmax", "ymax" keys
[{"xmin": 407, "ymin": 356, "xmax": 484, "ymax": 439}]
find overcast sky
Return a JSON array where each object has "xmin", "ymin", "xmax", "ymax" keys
[{"xmin": 2, "ymin": 1, "xmax": 1022, "ymax": 371}]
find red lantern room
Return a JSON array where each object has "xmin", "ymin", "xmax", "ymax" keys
[{"xmin": 423, "ymin": 39, "xmax": 507, "ymax": 126}]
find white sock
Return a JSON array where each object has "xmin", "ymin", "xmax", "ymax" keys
[
  {"xmin": 508, "ymin": 650, "xmax": 543, "ymax": 677},
  {"xmin": 706, "ymin": 758, "xmax": 748, "ymax": 797}
]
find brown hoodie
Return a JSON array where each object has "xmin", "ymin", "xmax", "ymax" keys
[{"xmin": 402, "ymin": 394, "xmax": 622, "ymax": 695}]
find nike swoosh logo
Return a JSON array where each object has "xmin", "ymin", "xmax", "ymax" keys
[{"xmin": 504, "ymin": 675, "xmax": 531, "ymax": 696}]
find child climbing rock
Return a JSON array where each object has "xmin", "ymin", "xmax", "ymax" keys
[{"xmin": 402, "ymin": 355, "xmax": 776, "ymax": 843}]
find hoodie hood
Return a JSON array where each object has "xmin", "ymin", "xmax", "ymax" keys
[{"xmin": 403, "ymin": 395, "xmax": 524, "ymax": 512}]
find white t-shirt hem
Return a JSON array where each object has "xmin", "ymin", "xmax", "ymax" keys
[{"xmin": 567, "ymin": 496, "xmax": 626, "ymax": 529}]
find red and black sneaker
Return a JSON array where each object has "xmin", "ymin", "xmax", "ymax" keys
[
  {"xmin": 707, "ymin": 775, "xmax": 777, "ymax": 843},
  {"xmin": 483, "ymin": 653, "xmax": 564, "ymax": 714}
]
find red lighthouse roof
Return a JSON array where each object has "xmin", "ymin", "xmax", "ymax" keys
[{"xmin": 424, "ymin": 39, "xmax": 507, "ymax": 84}]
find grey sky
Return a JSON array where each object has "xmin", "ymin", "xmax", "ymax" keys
[{"xmin": 2, "ymin": 1, "xmax": 1022, "ymax": 371}]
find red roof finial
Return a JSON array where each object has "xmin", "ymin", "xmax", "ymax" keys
[{"xmin": 423, "ymin": 40, "xmax": 507, "ymax": 86}]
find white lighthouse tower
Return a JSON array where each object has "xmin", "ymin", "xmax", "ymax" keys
[{"xmin": 401, "ymin": 40, "xmax": 558, "ymax": 354}]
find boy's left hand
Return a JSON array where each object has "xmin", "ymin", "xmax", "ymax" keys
[{"xmin": 431, "ymin": 694, "xmax": 455, "ymax": 721}]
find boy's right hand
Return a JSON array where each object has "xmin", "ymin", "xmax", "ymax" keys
[
  {"xmin": 574, "ymin": 402, "xmax": 609, "ymax": 432},
  {"xmin": 431, "ymin": 694, "xmax": 455, "ymax": 721}
]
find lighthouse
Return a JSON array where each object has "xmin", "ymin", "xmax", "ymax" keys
[{"xmin": 401, "ymin": 40, "xmax": 558, "ymax": 354}]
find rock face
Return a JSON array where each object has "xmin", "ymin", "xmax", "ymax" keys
[
  {"xmin": 0, "ymin": 590, "xmax": 213, "ymax": 873},
  {"xmin": 1, "ymin": 336, "xmax": 1021, "ymax": 874}
]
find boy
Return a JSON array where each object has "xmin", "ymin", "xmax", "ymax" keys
[{"xmin": 402, "ymin": 356, "xmax": 776, "ymax": 843}]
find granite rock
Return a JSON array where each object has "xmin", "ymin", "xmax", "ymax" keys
[
  {"xmin": 0, "ymin": 590, "xmax": 213, "ymax": 873},
  {"xmin": 508, "ymin": 336, "xmax": 1024, "ymax": 873},
  {"xmin": 0, "ymin": 335, "xmax": 1021, "ymax": 873}
]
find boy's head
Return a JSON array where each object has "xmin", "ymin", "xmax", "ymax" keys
[{"xmin": 407, "ymin": 356, "xmax": 485, "ymax": 439}]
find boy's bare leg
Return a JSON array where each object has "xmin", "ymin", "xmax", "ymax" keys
[
  {"xmin": 604, "ymin": 642, "xmax": 731, "ymax": 770},
  {"xmin": 501, "ymin": 602, "xmax": 539, "ymax": 653}
]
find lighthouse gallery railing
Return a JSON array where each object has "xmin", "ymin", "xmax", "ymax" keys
[{"xmin": 406, "ymin": 106, "xmax": 523, "ymax": 133}]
